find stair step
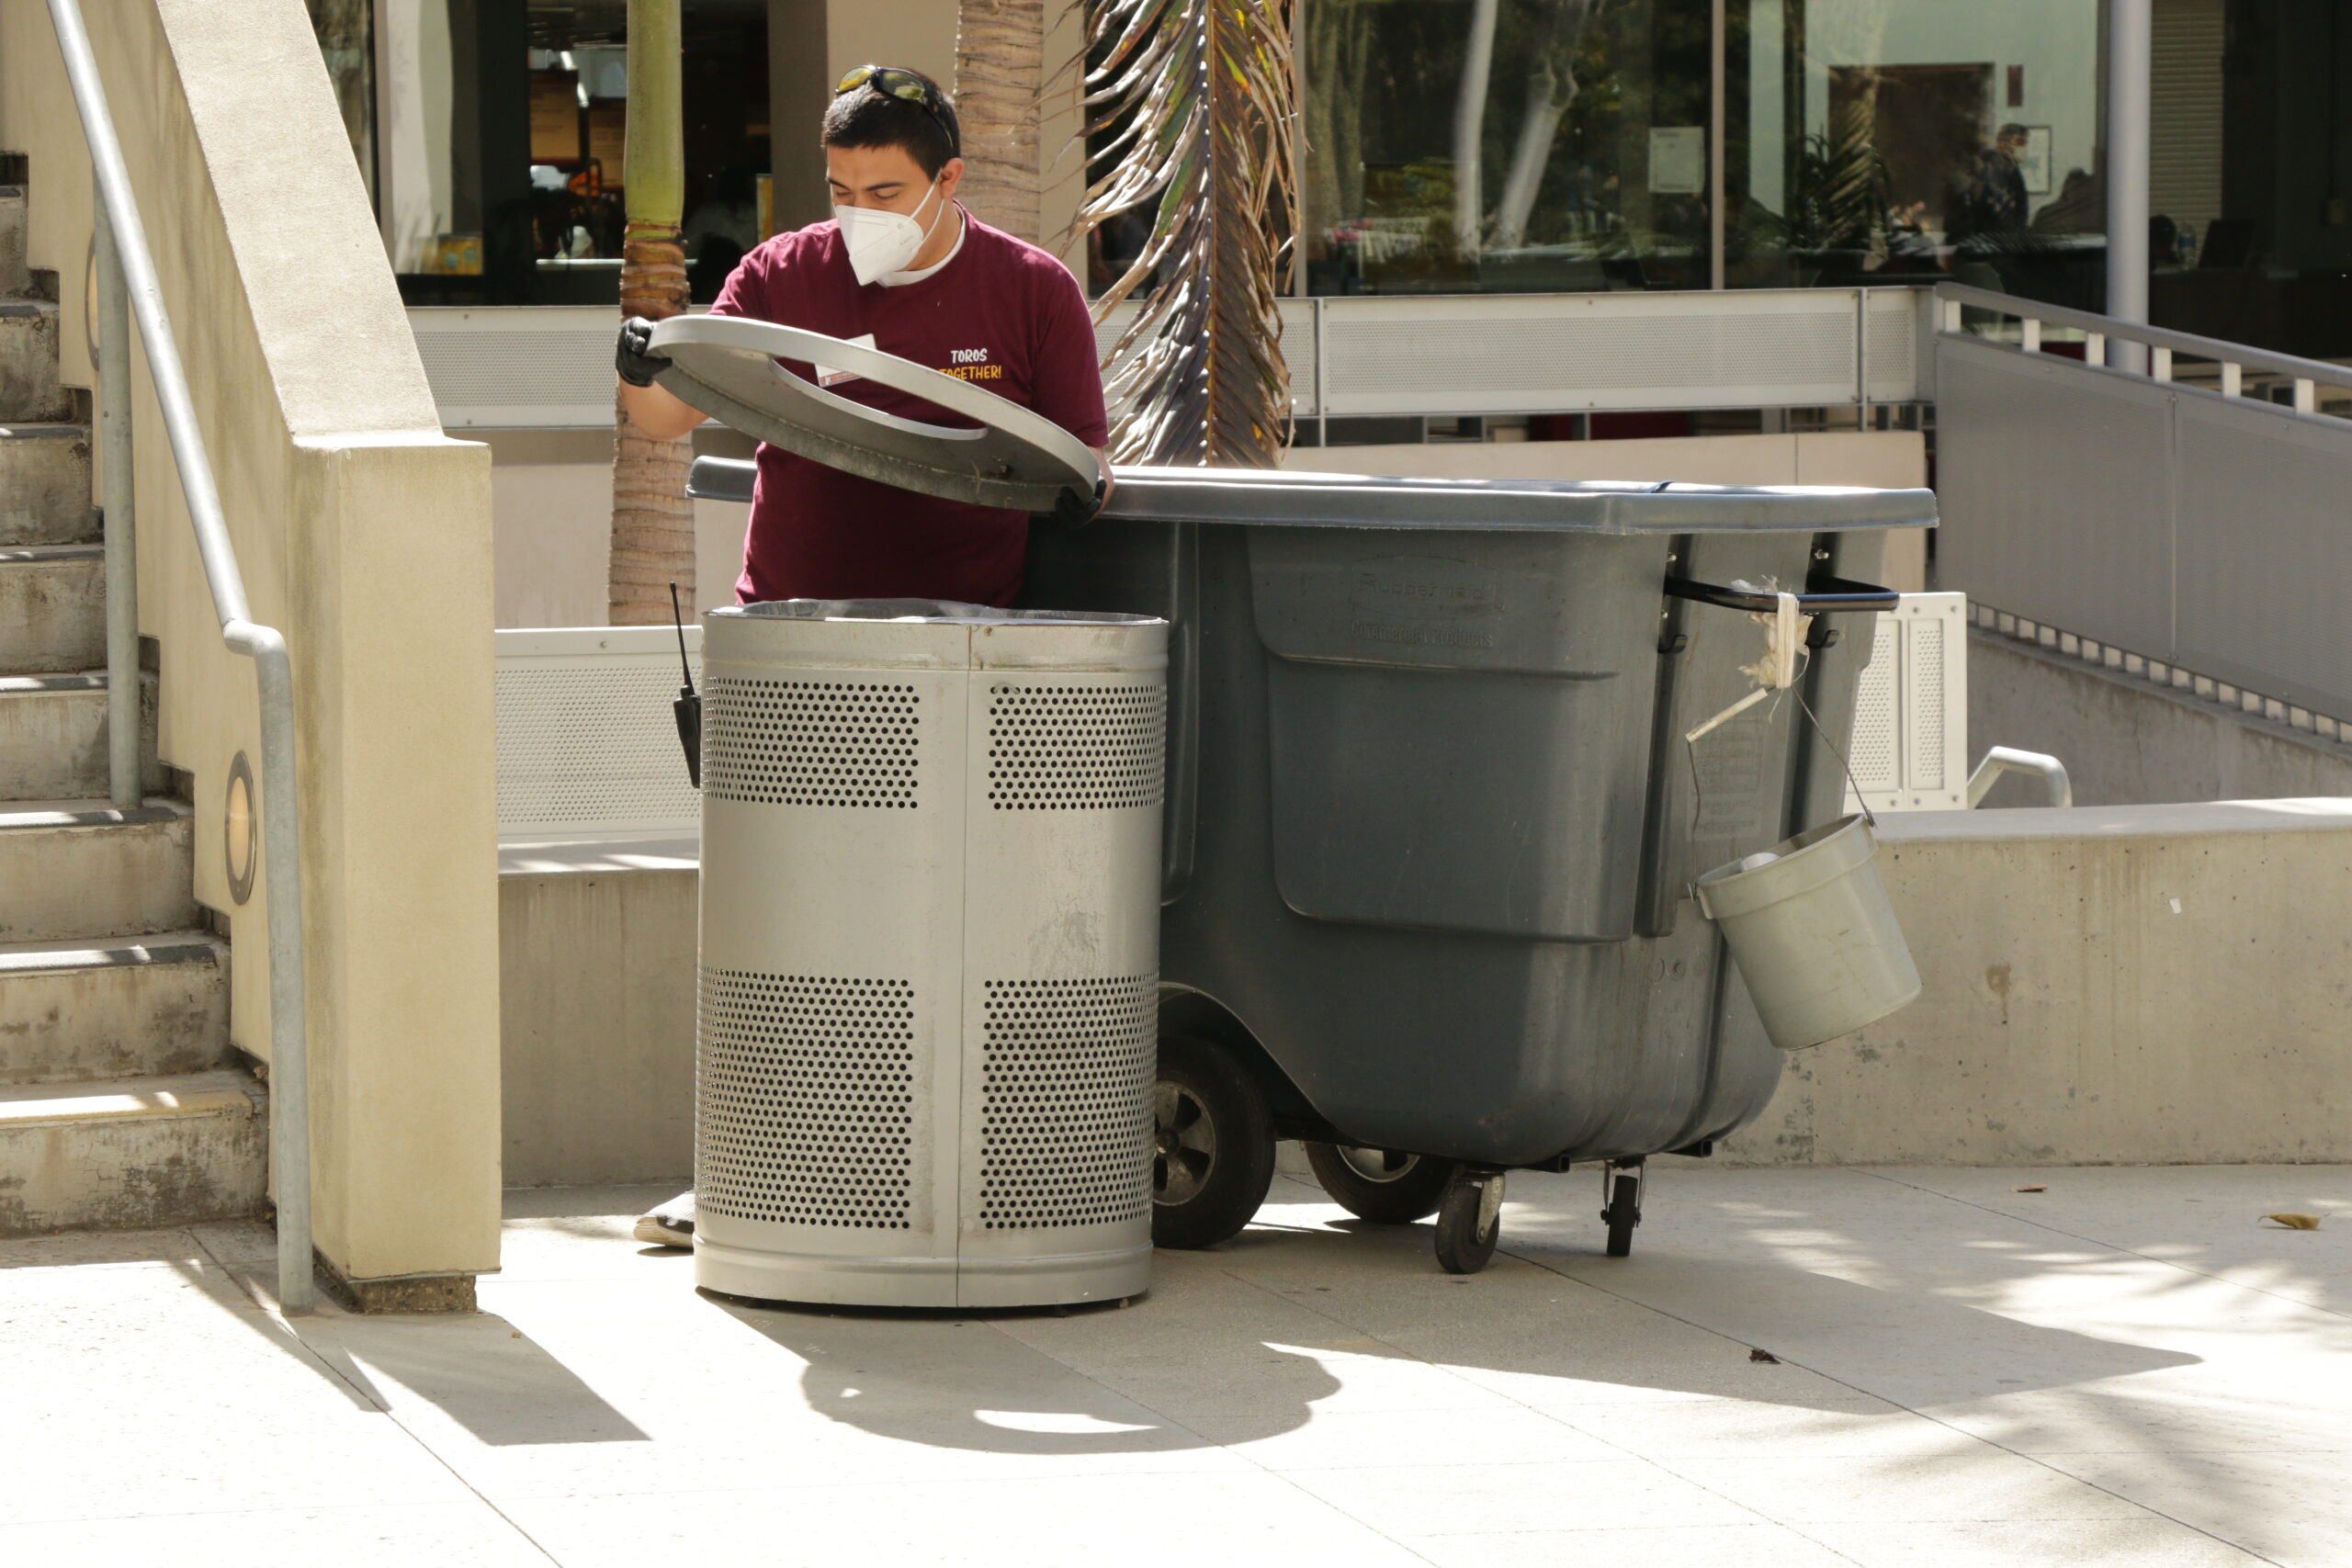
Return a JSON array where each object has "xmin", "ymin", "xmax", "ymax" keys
[
  {"xmin": 0, "ymin": 1069, "xmax": 266, "ymax": 1235},
  {"xmin": 0, "ymin": 299, "xmax": 65, "ymax": 423},
  {"xmin": 0, "ymin": 543, "xmax": 104, "ymax": 671},
  {"xmin": 0, "ymin": 670, "xmax": 161, "ymax": 800},
  {"xmin": 0, "ymin": 424, "xmax": 94, "ymax": 546},
  {"xmin": 0, "ymin": 934, "xmax": 229, "ymax": 1086},
  {"xmin": 0, "ymin": 799, "xmax": 198, "ymax": 942}
]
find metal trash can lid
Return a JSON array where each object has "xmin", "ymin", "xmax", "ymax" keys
[
  {"xmin": 648, "ymin": 316, "xmax": 1098, "ymax": 513},
  {"xmin": 707, "ymin": 598, "xmax": 1167, "ymax": 671},
  {"xmin": 715, "ymin": 597, "xmax": 1161, "ymax": 627}
]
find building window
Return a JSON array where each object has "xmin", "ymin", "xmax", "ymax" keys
[
  {"xmin": 1300, "ymin": 0, "xmax": 2109, "ymax": 305},
  {"xmin": 316, "ymin": 0, "xmax": 771, "ymax": 307},
  {"xmin": 1304, "ymin": 0, "xmax": 1715, "ymax": 295},
  {"xmin": 1726, "ymin": 0, "xmax": 2107, "ymax": 309}
]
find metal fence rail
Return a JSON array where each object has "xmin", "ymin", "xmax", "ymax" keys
[
  {"xmin": 413, "ymin": 286, "xmax": 1930, "ymax": 430},
  {"xmin": 51, "ymin": 0, "xmax": 313, "ymax": 1313},
  {"xmin": 1934, "ymin": 281, "xmax": 2352, "ymax": 731}
]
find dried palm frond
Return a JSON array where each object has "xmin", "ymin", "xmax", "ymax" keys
[{"xmin": 1080, "ymin": 0, "xmax": 1298, "ymax": 466}]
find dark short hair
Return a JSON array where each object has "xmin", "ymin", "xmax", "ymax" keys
[
  {"xmin": 1997, "ymin": 122, "xmax": 2029, "ymax": 141},
  {"xmin": 822, "ymin": 69, "xmax": 961, "ymax": 178}
]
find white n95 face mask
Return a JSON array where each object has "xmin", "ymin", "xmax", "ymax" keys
[{"xmin": 836, "ymin": 176, "xmax": 945, "ymax": 286}]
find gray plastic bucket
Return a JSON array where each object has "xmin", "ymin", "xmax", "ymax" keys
[{"xmin": 1693, "ymin": 815, "xmax": 1921, "ymax": 1050}]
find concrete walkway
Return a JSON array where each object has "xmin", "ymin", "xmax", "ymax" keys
[{"xmin": 4, "ymin": 1166, "xmax": 2346, "ymax": 1566}]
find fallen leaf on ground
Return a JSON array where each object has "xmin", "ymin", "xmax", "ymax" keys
[
  {"xmin": 1748, "ymin": 1348, "xmax": 1780, "ymax": 1363},
  {"xmin": 2014, "ymin": 1185, "xmax": 2047, "ymax": 1193},
  {"xmin": 2264, "ymin": 1213, "xmax": 2323, "ymax": 1230}
]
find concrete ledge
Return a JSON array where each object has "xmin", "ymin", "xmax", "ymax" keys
[
  {"xmin": 1720, "ymin": 797, "xmax": 2352, "ymax": 1167},
  {"xmin": 501, "ymin": 803, "xmax": 2352, "ymax": 1180},
  {"xmin": 501, "ymin": 839, "xmax": 698, "ymax": 1187}
]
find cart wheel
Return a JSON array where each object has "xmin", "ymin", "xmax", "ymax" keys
[
  {"xmin": 1602, "ymin": 1167, "xmax": 1644, "ymax": 1258},
  {"xmin": 1433, "ymin": 1170, "xmax": 1505, "ymax": 1274},
  {"xmin": 1305, "ymin": 1143, "xmax": 1461, "ymax": 1224},
  {"xmin": 1151, "ymin": 1034, "xmax": 1275, "ymax": 1249}
]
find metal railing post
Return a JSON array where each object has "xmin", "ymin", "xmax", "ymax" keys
[
  {"xmin": 48, "ymin": 0, "xmax": 312, "ymax": 1314},
  {"xmin": 93, "ymin": 193, "xmax": 138, "ymax": 808},
  {"xmin": 1855, "ymin": 288, "xmax": 1871, "ymax": 430},
  {"xmin": 232, "ymin": 622, "xmax": 312, "ymax": 1314}
]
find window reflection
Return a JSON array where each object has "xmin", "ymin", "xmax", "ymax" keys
[
  {"xmin": 1301, "ymin": 0, "xmax": 2109, "ymax": 306},
  {"xmin": 1304, "ymin": 0, "xmax": 1714, "ymax": 295},
  {"xmin": 345, "ymin": 0, "xmax": 771, "ymax": 306},
  {"xmin": 1727, "ymin": 0, "xmax": 2107, "ymax": 307}
]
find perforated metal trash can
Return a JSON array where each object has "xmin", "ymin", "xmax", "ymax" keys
[{"xmin": 691, "ymin": 599, "xmax": 1168, "ymax": 1308}]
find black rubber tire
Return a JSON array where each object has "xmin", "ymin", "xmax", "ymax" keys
[
  {"xmin": 1433, "ymin": 1173, "xmax": 1501, "ymax": 1274},
  {"xmin": 1604, "ymin": 1170, "xmax": 1641, "ymax": 1258},
  {"xmin": 1305, "ymin": 1143, "xmax": 1461, "ymax": 1224},
  {"xmin": 1150, "ymin": 1034, "xmax": 1276, "ymax": 1249}
]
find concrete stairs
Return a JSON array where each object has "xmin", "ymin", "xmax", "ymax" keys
[{"xmin": 0, "ymin": 172, "xmax": 266, "ymax": 1236}]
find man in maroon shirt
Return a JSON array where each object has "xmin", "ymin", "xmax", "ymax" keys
[
  {"xmin": 616, "ymin": 67, "xmax": 1112, "ymax": 1249},
  {"xmin": 616, "ymin": 64, "xmax": 1113, "ymax": 611}
]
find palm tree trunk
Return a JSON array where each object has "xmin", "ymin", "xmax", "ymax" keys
[
  {"xmin": 610, "ymin": 0, "xmax": 694, "ymax": 626},
  {"xmin": 955, "ymin": 0, "xmax": 1046, "ymax": 242}
]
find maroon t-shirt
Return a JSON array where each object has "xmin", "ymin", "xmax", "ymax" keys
[{"xmin": 709, "ymin": 212, "xmax": 1109, "ymax": 607}]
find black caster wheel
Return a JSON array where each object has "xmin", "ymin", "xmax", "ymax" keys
[
  {"xmin": 1433, "ymin": 1169, "xmax": 1505, "ymax": 1274},
  {"xmin": 1602, "ymin": 1162, "xmax": 1645, "ymax": 1258},
  {"xmin": 1151, "ymin": 1034, "xmax": 1276, "ymax": 1249},
  {"xmin": 1305, "ymin": 1143, "xmax": 1461, "ymax": 1224}
]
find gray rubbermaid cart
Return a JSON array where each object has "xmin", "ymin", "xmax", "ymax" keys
[{"xmin": 670, "ymin": 318, "xmax": 1936, "ymax": 1274}]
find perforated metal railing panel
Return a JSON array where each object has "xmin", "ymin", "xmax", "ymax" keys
[
  {"xmin": 703, "ymin": 678, "xmax": 922, "ymax": 808},
  {"xmin": 1849, "ymin": 617, "xmax": 1904, "ymax": 792},
  {"xmin": 420, "ymin": 291, "xmax": 1919, "ymax": 429},
  {"xmin": 984, "ymin": 684, "xmax": 1166, "ymax": 810},
  {"xmin": 697, "ymin": 970, "xmax": 920, "ymax": 1229},
  {"xmin": 1077, "ymin": 291, "xmax": 1914, "ymax": 418},
  {"xmin": 1326, "ymin": 310, "xmax": 1853, "ymax": 400},
  {"xmin": 1847, "ymin": 593, "xmax": 1969, "ymax": 812},
  {"xmin": 1907, "ymin": 616, "xmax": 1947, "ymax": 791},
  {"xmin": 495, "ymin": 655, "xmax": 702, "ymax": 837},
  {"xmin": 977, "ymin": 976, "xmax": 1156, "ymax": 1230}
]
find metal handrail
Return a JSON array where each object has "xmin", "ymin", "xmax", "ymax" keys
[
  {"xmin": 1966, "ymin": 747, "xmax": 2074, "ymax": 809},
  {"xmin": 50, "ymin": 0, "xmax": 312, "ymax": 1314},
  {"xmin": 1934, "ymin": 281, "xmax": 2352, "ymax": 410}
]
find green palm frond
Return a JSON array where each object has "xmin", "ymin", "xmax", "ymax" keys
[{"xmin": 1080, "ymin": 0, "xmax": 1298, "ymax": 466}]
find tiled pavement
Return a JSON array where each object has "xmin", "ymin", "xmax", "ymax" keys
[{"xmin": 4, "ymin": 1164, "xmax": 2346, "ymax": 1567}]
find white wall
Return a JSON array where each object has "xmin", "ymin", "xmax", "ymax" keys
[
  {"xmin": 482, "ymin": 431, "xmax": 751, "ymax": 626},
  {"xmin": 2, "ymin": 0, "xmax": 502, "ymax": 1292}
]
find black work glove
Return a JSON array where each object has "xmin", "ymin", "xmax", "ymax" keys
[
  {"xmin": 616, "ymin": 316, "xmax": 669, "ymax": 388},
  {"xmin": 1034, "ymin": 480, "xmax": 1106, "ymax": 532}
]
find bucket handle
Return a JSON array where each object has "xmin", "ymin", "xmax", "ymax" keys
[{"xmin": 1796, "ymin": 686, "xmax": 1877, "ymax": 830}]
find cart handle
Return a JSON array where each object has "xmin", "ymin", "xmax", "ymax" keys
[{"xmin": 1664, "ymin": 574, "xmax": 1899, "ymax": 614}]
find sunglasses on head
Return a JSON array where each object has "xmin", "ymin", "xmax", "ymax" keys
[
  {"xmin": 833, "ymin": 65, "xmax": 958, "ymax": 159},
  {"xmin": 837, "ymin": 64, "xmax": 941, "ymax": 114}
]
